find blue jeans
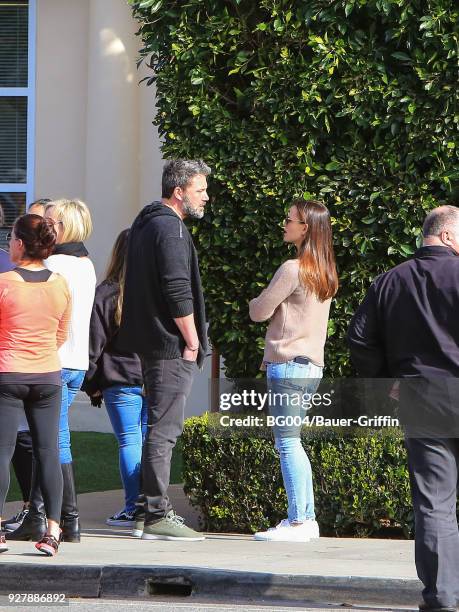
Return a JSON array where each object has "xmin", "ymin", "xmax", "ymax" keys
[
  {"xmin": 103, "ymin": 385, "xmax": 148, "ymax": 513},
  {"xmin": 266, "ymin": 359, "xmax": 323, "ymax": 523},
  {"xmin": 59, "ymin": 368, "xmax": 86, "ymax": 464}
]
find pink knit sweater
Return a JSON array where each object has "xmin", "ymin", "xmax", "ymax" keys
[{"xmin": 249, "ymin": 259, "xmax": 331, "ymax": 368}]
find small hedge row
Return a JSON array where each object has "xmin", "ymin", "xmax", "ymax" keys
[{"xmin": 181, "ymin": 414, "xmax": 414, "ymax": 537}]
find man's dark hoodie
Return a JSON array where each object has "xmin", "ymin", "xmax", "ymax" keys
[{"xmin": 116, "ymin": 202, "xmax": 208, "ymax": 367}]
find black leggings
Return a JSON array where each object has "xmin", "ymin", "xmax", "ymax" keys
[
  {"xmin": 0, "ymin": 384, "xmax": 63, "ymax": 522},
  {"xmin": 12, "ymin": 430, "xmax": 33, "ymax": 503}
]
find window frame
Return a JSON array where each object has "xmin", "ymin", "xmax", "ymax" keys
[{"xmin": 0, "ymin": 0, "xmax": 36, "ymax": 205}]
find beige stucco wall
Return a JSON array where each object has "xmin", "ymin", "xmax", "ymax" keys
[
  {"xmin": 34, "ymin": 0, "xmax": 162, "ymax": 277},
  {"xmin": 34, "ymin": 0, "xmax": 90, "ymax": 201},
  {"xmin": 33, "ymin": 1, "xmax": 212, "ymax": 414},
  {"xmin": 139, "ymin": 64, "xmax": 163, "ymax": 208}
]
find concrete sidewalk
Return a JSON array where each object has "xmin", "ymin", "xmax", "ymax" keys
[
  {"xmin": 69, "ymin": 392, "xmax": 113, "ymax": 434},
  {"xmin": 1, "ymin": 490, "xmax": 422, "ymax": 607},
  {"xmin": 4, "ymin": 486, "xmax": 202, "ymax": 532}
]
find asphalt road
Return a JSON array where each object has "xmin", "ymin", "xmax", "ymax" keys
[{"xmin": 0, "ymin": 596, "xmax": 418, "ymax": 612}]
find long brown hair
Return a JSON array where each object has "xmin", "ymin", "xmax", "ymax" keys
[
  {"xmin": 105, "ymin": 229, "xmax": 130, "ymax": 326},
  {"xmin": 294, "ymin": 200, "xmax": 338, "ymax": 301}
]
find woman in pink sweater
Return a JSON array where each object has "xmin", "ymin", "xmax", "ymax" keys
[{"xmin": 249, "ymin": 200, "xmax": 338, "ymax": 542}]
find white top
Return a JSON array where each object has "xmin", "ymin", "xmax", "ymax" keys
[{"xmin": 45, "ymin": 254, "xmax": 96, "ymax": 371}]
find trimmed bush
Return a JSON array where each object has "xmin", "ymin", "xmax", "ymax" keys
[
  {"xmin": 129, "ymin": 0, "xmax": 459, "ymax": 379},
  {"xmin": 181, "ymin": 414, "xmax": 414, "ymax": 537}
]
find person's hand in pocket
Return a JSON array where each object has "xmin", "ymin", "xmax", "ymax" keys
[{"xmin": 182, "ymin": 346, "xmax": 198, "ymax": 362}]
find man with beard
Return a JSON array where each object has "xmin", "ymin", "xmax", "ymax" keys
[{"xmin": 117, "ymin": 160, "xmax": 210, "ymax": 541}]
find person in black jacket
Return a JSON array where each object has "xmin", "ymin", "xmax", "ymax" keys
[
  {"xmin": 348, "ymin": 205, "xmax": 459, "ymax": 612},
  {"xmin": 116, "ymin": 159, "xmax": 210, "ymax": 542},
  {"xmin": 82, "ymin": 229, "xmax": 147, "ymax": 528}
]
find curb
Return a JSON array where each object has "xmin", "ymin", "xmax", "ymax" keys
[{"xmin": 0, "ymin": 564, "xmax": 421, "ymax": 605}]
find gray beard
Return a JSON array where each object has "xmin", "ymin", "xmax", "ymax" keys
[{"xmin": 183, "ymin": 197, "xmax": 204, "ymax": 219}]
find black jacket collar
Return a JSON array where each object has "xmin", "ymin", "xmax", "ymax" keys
[
  {"xmin": 53, "ymin": 242, "xmax": 89, "ymax": 257},
  {"xmin": 414, "ymin": 245, "xmax": 458, "ymax": 258}
]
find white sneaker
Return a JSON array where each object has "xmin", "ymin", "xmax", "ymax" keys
[
  {"xmin": 254, "ymin": 519, "xmax": 313, "ymax": 542},
  {"xmin": 301, "ymin": 519, "xmax": 320, "ymax": 539}
]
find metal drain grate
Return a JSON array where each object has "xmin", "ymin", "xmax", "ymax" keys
[{"xmin": 147, "ymin": 577, "xmax": 193, "ymax": 597}]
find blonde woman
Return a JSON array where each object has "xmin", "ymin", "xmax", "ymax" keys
[
  {"xmin": 249, "ymin": 200, "xmax": 338, "ymax": 542},
  {"xmin": 43, "ymin": 199, "xmax": 96, "ymax": 542},
  {"xmin": 8, "ymin": 200, "xmax": 95, "ymax": 543},
  {"xmin": 82, "ymin": 229, "xmax": 147, "ymax": 529}
]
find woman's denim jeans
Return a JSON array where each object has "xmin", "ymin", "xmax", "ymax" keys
[
  {"xmin": 59, "ymin": 368, "xmax": 86, "ymax": 464},
  {"xmin": 266, "ymin": 359, "xmax": 323, "ymax": 523},
  {"xmin": 103, "ymin": 385, "xmax": 148, "ymax": 513}
]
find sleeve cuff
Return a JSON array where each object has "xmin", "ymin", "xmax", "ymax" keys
[
  {"xmin": 81, "ymin": 380, "xmax": 95, "ymax": 395},
  {"xmin": 170, "ymin": 299, "xmax": 194, "ymax": 318}
]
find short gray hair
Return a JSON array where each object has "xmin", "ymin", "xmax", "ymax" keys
[
  {"xmin": 422, "ymin": 205, "xmax": 459, "ymax": 238},
  {"xmin": 162, "ymin": 159, "xmax": 211, "ymax": 199}
]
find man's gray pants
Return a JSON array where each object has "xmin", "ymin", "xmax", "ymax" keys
[
  {"xmin": 139, "ymin": 356, "xmax": 195, "ymax": 523},
  {"xmin": 405, "ymin": 437, "xmax": 459, "ymax": 608}
]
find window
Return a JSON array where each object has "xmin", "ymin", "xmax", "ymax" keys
[{"xmin": 0, "ymin": 0, "xmax": 35, "ymax": 248}]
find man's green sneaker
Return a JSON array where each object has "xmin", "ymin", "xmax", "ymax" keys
[
  {"xmin": 141, "ymin": 511, "xmax": 205, "ymax": 541},
  {"xmin": 132, "ymin": 518, "xmax": 144, "ymax": 538}
]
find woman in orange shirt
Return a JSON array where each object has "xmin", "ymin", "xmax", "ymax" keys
[{"xmin": 0, "ymin": 214, "xmax": 71, "ymax": 557}]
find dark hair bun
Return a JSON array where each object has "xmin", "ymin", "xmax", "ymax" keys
[{"xmin": 14, "ymin": 214, "xmax": 57, "ymax": 259}]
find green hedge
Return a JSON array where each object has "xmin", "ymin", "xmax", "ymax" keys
[
  {"xmin": 181, "ymin": 414, "xmax": 414, "ymax": 537},
  {"xmin": 129, "ymin": 0, "xmax": 458, "ymax": 378}
]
